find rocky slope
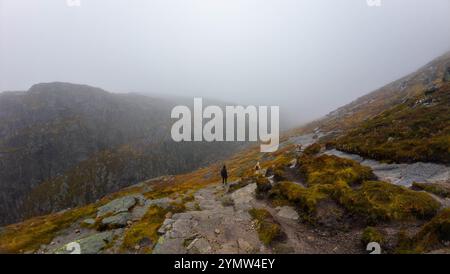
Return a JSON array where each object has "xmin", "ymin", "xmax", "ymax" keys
[
  {"xmin": 331, "ymin": 82, "xmax": 449, "ymax": 164},
  {"xmin": 1, "ymin": 137, "xmax": 448, "ymax": 254},
  {"xmin": 0, "ymin": 52, "xmax": 449, "ymax": 254},
  {"xmin": 0, "ymin": 82, "xmax": 242, "ymax": 225},
  {"xmin": 293, "ymin": 51, "xmax": 450, "ymax": 135}
]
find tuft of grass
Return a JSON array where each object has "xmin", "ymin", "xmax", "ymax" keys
[
  {"xmin": 361, "ymin": 226, "xmax": 385, "ymax": 246},
  {"xmin": 397, "ymin": 208, "xmax": 450, "ymax": 253},
  {"xmin": 249, "ymin": 208, "xmax": 283, "ymax": 246},
  {"xmin": 269, "ymin": 182, "xmax": 329, "ymax": 215},
  {"xmin": 298, "ymin": 155, "xmax": 375, "ymax": 186},
  {"xmin": 412, "ymin": 182, "xmax": 450, "ymax": 198},
  {"xmin": 120, "ymin": 205, "xmax": 168, "ymax": 253},
  {"xmin": 303, "ymin": 143, "xmax": 322, "ymax": 156},
  {"xmin": 338, "ymin": 181, "xmax": 440, "ymax": 223},
  {"xmin": 254, "ymin": 176, "xmax": 272, "ymax": 199},
  {"xmin": 268, "ymin": 179, "xmax": 440, "ymax": 225},
  {"xmin": 333, "ymin": 83, "xmax": 450, "ymax": 164}
]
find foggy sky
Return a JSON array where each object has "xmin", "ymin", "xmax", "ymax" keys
[{"xmin": 1, "ymin": 0, "xmax": 450, "ymax": 127}]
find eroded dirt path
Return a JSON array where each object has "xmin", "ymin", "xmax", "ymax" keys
[{"xmin": 153, "ymin": 182, "xmax": 364, "ymax": 254}]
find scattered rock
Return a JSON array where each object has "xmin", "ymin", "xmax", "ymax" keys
[
  {"xmin": 97, "ymin": 195, "xmax": 138, "ymax": 218},
  {"xmin": 238, "ymin": 238, "xmax": 253, "ymax": 252},
  {"xmin": 231, "ymin": 183, "xmax": 257, "ymax": 211},
  {"xmin": 82, "ymin": 218, "xmax": 96, "ymax": 226},
  {"xmin": 145, "ymin": 197, "xmax": 173, "ymax": 209},
  {"xmin": 289, "ymin": 159, "xmax": 298, "ymax": 168},
  {"xmin": 184, "ymin": 201, "xmax": 198, "ymax": 211},
  {"xmin": 101, "ymin": 212, "xmax": 132, "ymax": 229},
  {"xmin": 189, "ymin": 238, "xmax": 212, "ymax": 254},
  {"xmin": 54, "ymin": 231, "xmax": 114, "ymax": 254},
  {"xmin": 186, "ymin": 238, "xmax": 199, "ymax": 250},
  {"xmin": 131, "ymin": 205, "xmax": 149, "ymax": 221},
  {"xmin": 276, "ymin": 206, "xmax": 299, "ymax": 221},
  {"xmin": 154, "ymin": 185, "xmax": 262, "ymax": 254},
  {"xmin": 158, "ymin": 218, "xmax": 175, "ymax": 235}
]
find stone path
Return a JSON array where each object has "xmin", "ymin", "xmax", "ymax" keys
[
  {"xmin": 153, "ymin": 182, "xmax": 362, "ymax": 254},
  {"xmin": 324, "ymin": 149, "xmax": 450, "ymax": 187},
  {"xmin": 153, "ymin": 184, "xmax": 266, "ymax": 254}
]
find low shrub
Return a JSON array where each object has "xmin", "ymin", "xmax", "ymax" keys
[
  {"xmin": 249, "ymin": 208, "xmax": 283, "ymax": 246},
  {"xmin": 361, "ymin": 226, "xmax": 385, "ymax": 246}
]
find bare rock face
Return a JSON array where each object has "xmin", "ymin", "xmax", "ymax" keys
[
  {"xmin": 324, "ymin": 149, "xmax": 450, "ymax": 187},
  {"xmin": 230, "ymin": 183, "xmax": 257, "ymax": 211},
  {"xmin": 153, "ymin": 185, "xmax": 263, "ymax": 254},
  {"xmin": 276, "ymin": 206, "xmax": 299, "ymax": 221},
  {"xmin": 97, "ymin": 195, "xmax": 139, "ymax": 218},
  {"xmin": 101, "ymin": 212, "xmax": 132, "ymax": 229},
  {"xmin": 53, "ymin": 231, "xmax": 115, "ymax": 254}
]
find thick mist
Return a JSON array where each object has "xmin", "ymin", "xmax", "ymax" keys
[{"xmin": 1, "ymin": 0, "xmax": 450, "ymax": 128}]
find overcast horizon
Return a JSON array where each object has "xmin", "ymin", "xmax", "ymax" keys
[{"xmin": 1, "ymin": 0, "xmax": 450, "ymax": 127}]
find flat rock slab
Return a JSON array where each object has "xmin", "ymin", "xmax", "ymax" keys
[
  {"xmin": 97, "ymin": 195, "xmax": 139, "ymax": 218},
  {"xmin": 231, "ymin": 183, "xmax": 257, "ymax": 211},
  {"xmin": 153, "ymin": 184, "xmax": 263, "ymax": 254},
  {"xmin": 276, "ymin": 206, "xmax": 299, "ymax": 220},
  {"xmin": 145, "ymin": 197, "xmax": 173, "ymax": 209},
  {"xmin": 82, "ymin": 218, "xmax": 96, "ymax": 226},
  {"xmin": 324, "ymin": 149, "xmax": 450, "ymax": 187},
  {"xmin": 101, "ymin": 212, "xmax": 131, "ymax": 228},
  {"xmin": 53, "ymin": 231, "xmax": 115, "ymax": 254}
]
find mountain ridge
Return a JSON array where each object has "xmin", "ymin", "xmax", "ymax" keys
[{"xmin": 0, "ymin": 82, "xmax": 243, "ymax": 225}]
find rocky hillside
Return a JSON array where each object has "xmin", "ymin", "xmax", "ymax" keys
[
  {"xmin": 0, "ymin": 137, "xmax": 448, "ymax": 254},
  {"xmin": 0, "ymin": 53, "xmax": 449, "ymax": 254},
  {"xmin": 293, "ymin": 51, "xmax": 450, "ymax": 135},
  {"xmin": 0, "ymin": 83, "xmax": 242, "ymax": 225},
  {"xmin": 331, "ymin": 82, "xmax": 449, "ymax": 164}
]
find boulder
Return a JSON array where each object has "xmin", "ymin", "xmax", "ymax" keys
[
  {"xmin": 54, "ymin": 231, "xmax": 114, "ymax": 254},
  {"xmin": 145, "ymin": 197, "xmax": 173, "ymax": 209},
  {"xmin": 82, "ymin": 218, "xmax": 96, "ymax": 226},
  {"xmin": 276, "ymin": 206, "xmax": 299, "ymax": 221},
  {"xmin": 231, "ymin": 183, "xmax": 256, "ymax": 211},
  {"xmin": 101, "ymin": 212, "xmax": 132, "ymax": 229},
  {"xmin": 97, "ymin": 195, "xmax": 138, "ymax": 218}
]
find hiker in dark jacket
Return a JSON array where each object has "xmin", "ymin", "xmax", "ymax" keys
[{"xmin": 221, "ymin": 165, "xmax": 228, "ymax": 185}]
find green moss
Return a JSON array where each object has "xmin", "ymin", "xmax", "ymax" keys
[
  {"xmin": 121, "ymin": 205, "xmax": 167, "ymax": 253},
  {"xmin": 249, "ymin": 208, "xmax": 283, "ymax": 246},
  {"xmin": 168, "ymin": 202, "xmax": 186, "ymax": 214},
  {"xmin": 298, "ymin": 155, "xmax": 375, "ymax": 186},
  {"xmin": 410, "ymin": 209, "xmax": 450, "ymax": 253},
  {"xmin": 303, "ymin": 143, "xmax": 322, "ymax": 155},
  {"xmin": 269, "ymin": 179, "xmax": 439, "ymax": 225},
  {"xmin": 339, "ymin": 181, "xmax": 440, "ymax": 223},
  {"xmin": 361, "ymin": 227, "xmax": 384, "ymax": 246},
  {"xmin": 255, "ymin": 176, "xmax": 272, "ymax": 199},
  {"xmin": 412, "ymin": 182, "xmax": 450, "ymax": 198},
  {"xmin": 227, "ymin": 180, "xmax": 251, "ymax": 193},
  {"xmin": 269, "ymin": 182, "xmax": 329, "ymax": 215},
  {"xmin": 0, "ymin": 204, "xmax": 97, "ymax": 253},
  {"xmin": 334, "ymin": 83, "xmax": 450, "ymax": 164}
]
